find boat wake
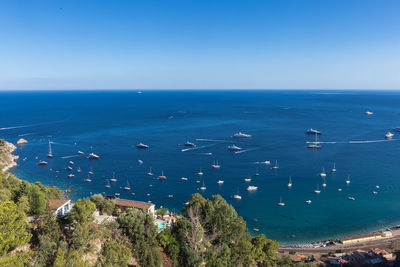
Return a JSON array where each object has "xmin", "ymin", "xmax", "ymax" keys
[
  {"xmin": 181, "ymin": 143, "xmax": 217, "ymax": 152},
  {"xmin": 61, "ymin": 155, "xmax": 80, "ymax": 159},
  {"xmin": 306, "ymin": 139, "xmax": 400, "ymax": 144},
  {"xmin": 18, "ymin": 132, "xmax": 41, "ymax": 136},
  {"xmin": 195, "ymin": 138, "xmax": 231, "ymax": 143},
  {"xmin": 235, "ymin": 148, "xmax": 258, "ymax": 154}
]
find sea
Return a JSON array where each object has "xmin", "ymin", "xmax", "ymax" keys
[{"xmin": 1, "ymin": 90, "xmax": 400, "ymax": 244}]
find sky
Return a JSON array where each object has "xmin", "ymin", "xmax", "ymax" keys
[{"xmin": 0, "ymin": 0, "xmax": 399, "ymax": 90}]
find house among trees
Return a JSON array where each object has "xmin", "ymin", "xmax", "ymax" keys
[
  {"xmin": 114, "ymin": 198, "xmax": 155, "ymax": 216},
  {"xmin": 49, "ymin": 199, "xmax": 72, "ymax": 218}
]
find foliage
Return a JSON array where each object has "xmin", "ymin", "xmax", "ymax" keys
[
  {"xmin": 98, "ymin": 240, "xmax": 132, "ymax": 267},
  {"xmin": 156, "ymin": 208, "xmax": 168, "ymax": 217},
  {"xmin": 70, "ymin": 222, "xmax": 99, "ymax": 252},
  {"xmin": 53, "ymin": 248, "xmax": 66, "ymax": 267},
  {"xmin": 66, "ymin": 249, "xmax": 90, "ymax": 267},
  {"xmin": 27, "ymin": 184, "xmax": 46, "ymax": 215},
  {"xmin": 69, "ymin": 198, "xmax": 96, "ymax": 225},
  {"xmin": 251, "ymin": 234, "xmax": 279, "ymax": 265},
  {"xmin": 90, "ymin": 194, "xmax": 115, "ymax": 215}
]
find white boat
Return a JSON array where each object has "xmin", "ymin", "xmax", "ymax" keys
[
  {"xmin": 244, "ymin": 177, "xmax": 251, "ymax": 182},
  {"xmin": 88, "ymin": 153, "xmax": 99, "ymax": 159},
  {"xmin": 197, "ymin": 169, "xmax": 204, "ymax": 176},
  {"xmin": 181, "ymin": 177, "xmax": 188, "ymax": 181},
  {"xmin": 314, "ymin": 184, "xmax": 321, "ymax": 194},
  {"xmin": 322, "ymin": 177, "xmax": 327, "ymax": 187},
  {"xmin": 308, "ymin": 133, "xmax": 322, "ymax": 149},
  {"xmin": 124, "ymin": 180, "xmax": 131, "ymax": 191},
  {"xmin": 247, "ymin": 186, "xmax": 258, "ymax": 191},
  {"xmin": 184, "ymin": 141, "xmax": 195, "ymax": 147},
  {"xmin": 346, "ymin": 175, "xmax": 351, "ymax": 184},
  {"xmin": 69, "ymin": 160, "xmax": 74, "ymax": 165},
  {"xmin": 136, "ymin": 143, "xmax": 149, "ymax": 149},
  {"xmin": 288, "ymin": 176, "xmax": 292, "ymax": 187},
  {"xmin": 228, "ymin": 144, "xmax": 243, "ymax": 151},
  {"xmin": 372, "ymin": 191, "xmax": 378, "ymax": 195},
  {"xmin": 84, "ymin": 175, "xmax": 92, "ymax": 182},
  {"xmin": 138, "ymin": 160, "xmax": 144, "ymax": 165},
  {"xmin": 233, "ymin": 132, "xmax": 252, "ymax": 138},
  {"xmin": 217, "ymin": 180, "xmax": 224, "ymax": 184},
  {"xmin": 147, "ymin": 167, "xmax": 154, "ymax": 176},
  {"xmin": 348, "ymin": 196, "xmax": 355, "ymax": 201},
  {"xmin": 319, "ymin": 167, "xmax": 326, "ymax": 177},
  {"xmin": 305, "ymin": 128, "xmax": 322, "ymax": 135},
  {"xmin": 157, "ymin": 171, "xmax": 167, "ymax": 180},
  {"xmin": 47, "ymin": 140, "xmax": 53, "ymax": 158},
  {"xmin": 77, "ymin": 151, "xmax": 84, "ymax": 155},
  {"xmin": 332, "ymin": 163, "xmax": 337, "ymax": 172},
  {"xmin": 385, "ymin": 132, "xmax": 394, "ymax": 139},
  {"xmin": 253, "ymin": 169, "xmax": 260, "ymax": 176},
  {"xmin": 211, "ymin": 160, "xmax": 221, "ymax": 169},
  {"xmin": 67, "ymin": 174, "xmax": 75, "ymax": 178},
  {"xmin": 338, "ymin": 188, "xmax": 342, "ymax": 192},
  {"xmin": 38, "ymin": 160, "xmax": 48, "ymax": 166},
  {"xmin": 365, "ymin": 111, "xmax": 374, "ymax": 115},
  {"xmin": 196, "ymin": 180, "xmax": 200, "ymax": 183},
  {"xmin": 233, "ymin": 194, "xmax": 242, "ymax": 200},
  {"xmin": 77, "ymin": 167, "xmax": 81, "ymax": 173},
  {"xmin": 105, "ymin": 179, "xmax": 111, "ymax": 188},
  {"xmin": 272, "ymin": 160, "xmax": 279, "ymax": 170},
  {"xmin": 305, "ymin": 200, "xmax": 312, "ymax": 204},
  {"xmin": 168, "ymin": 194, "xmax": 173, "ymax": 198},
  {"xmin": 67, "ymin": 166, "xmax": 73, "ymax": 171},
  {"xmin": 89, "ymin": 167, "xmax": 94, "ymax": 175},
  {"xmin": 376, "ymin": 185, "xmax": 380, "ymax": 189},
  {"xmin": 110, "ymin": 172, "xmax": 117, "ymax": 182},
  {"xmin": 277, "ymin": 196, "xmax": 285, "ymax": 206},
  {"xmin": 115, "ymin": 193, "xmax": 120, "ymax": 197},
  {"xmin": 200, "ymin": 181, "xmax": 206, "ymax": 190}
]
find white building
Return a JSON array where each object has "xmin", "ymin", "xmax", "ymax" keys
[{"xmin": 49, "ymin": 199, "xmax": 72, "ymax": 218}]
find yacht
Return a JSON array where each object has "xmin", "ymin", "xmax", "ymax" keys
[
  {"xmin": 253, "ymin": 228, "xmax": 260, "ymax": 232},
  {"xmin": 136, "ymin": 143, "xmax": 149, "ymax": 149},
  {"xmin": 110, "ymin": 172, "xmax": 117, "ymax": 182},
  {"xmin": 233, "ymin": 132, "xmax": 252, "ymax": 138},
  {"xmin": 217, "ymin": 180, "xmax": 224, "ymax": 184},
  {"xmin": 376, "ymin": 185, "xmax": 380, "ymax": 189},
  {"xmin": 348, "ymin": 196, "xmax": 355, "ymax": 201},
  {"xmin": 244, "ymin": 177, "xmax": 251, "ymax": 182},
  {"xmin": 262, "ymin": 160, "xmax": 271, "ymax": 165},
  {"xmin": 385, "ymin": 132, "xmax": 394, "ymax": 139},
  {"xmin": 38, "ymin": 160, "xmax": 48, "ymax": 166},
  {"xmin": 319, "ymin": 167, "xmax": 326, "ymax": 177},
  {"xmin": 69, "ymin": 161, "xmax": 74, "ymax": 165},
  {"xmin": 305, "ymin": 128, "xmax": 322, "ymax": 135},
  {"xmin": 88, "ymin": 153, "xmax": 100, "ymax": 159},
  {"xmin": 338, "ymin": 188, "xmax": 342, "ymax": 192},
  {"xmin": 124, "ymin": 180, "xmax": 131, "ymax": 191},
  {"xmin": 184, "ymin": 141, "xmax": 195, "ymax": 147},
  {"xmin": 211, "ymin": 160, "xmax": 221, "ymax": 169},
  {"xmin": 157, "ymin": 171, "xmax": 167, "ymax": 180},
  {"xmin": 233, "ymin": 194, "xmax": 242, "ymax": 200},
  {"xmin": 308, "ymin": 133, "xmax": 322, "ymax": 149},
  {"xmin": 147, "ymin": 167, "xmax": 154, "ymax": 176},
  {"xmin": 196, "ymin": 169, "xmax": 204, "ymax": 176},
  {"xmin": 322, "ymin": 177, "xmax": 327, "ymax": 187},
  {"xmin": 228, "ymin": 144, "xmax": 243, "ymax": 151},
  {"xmin": 67, "ymin": 166, "xmax": 73, "ymax": 171},
  {"xmin": 181, "ymin": 177, "xmax": 188, "ymax": 181},
  {"xmin": 365, "ymin": 111, "xmax": 374, "ymax": 115},
  {"xmin": 105, "ymin": 180, "xmax": 111, "ymax": 188},
  {"xmin": 272, "ymin": 160, "xmax": 279, "ymax": 170},
  {"xmin": 346, "ymin": 175, "xmax": 351, "ymax": 184},
  {"xmin": 67, "ymin": 174, "xmax": 75, "ymax": 178},
  {"xmin": 314, "ymin": 184, "xmax": 321, "ymax": 194},
  {"xmin": 200, "ymin": 181, "xmax": 206, "ymax": 190},
  {"xmin": 253, "ymin": 168, "xmax": 260, "ymax": 176},
  {"xmin": 305, "ymin": 200, "xmax": 312, "ymax": 204},
  {"xmin": 288, "ymin": 176, "xmax": 292, "ymax": 188},
  {"xmin": 277, "ymin": 196, "xmax": 285, "ymax": 206},
  {"xmin": 373, "ymin": 191, "xmax": 378, "ymax": 195},
  {"xmin": 77, "ymin": 167, "xmax": 81, "ymax": 173},
  {"xmin": 88, "ymin": 167, "xmax": 94, "ymax": 175},
  {"xmin": 247, "ymin": 186, "xmax": 258, "ymax": 191},
  {"xmin": 77, "ymin": 151, "xmax": 84, "ymax": 155},
  {"xmin": 168, "ymin": 194, "xmax": 173, "ymax": 198},
  {"xmin": 115, "ymin": 193, "xmax": 120, "ymax": 197},
  {"xmin": 84, "ymin": 175, "xmax": 92, "ymax": 182},
  {"xmin": 47, "ymin": 140, "xmax": 53, "ymax": 158},
  {"xmin": 332, "ymin": 163, "xmax": 337, "ymax": 172}
]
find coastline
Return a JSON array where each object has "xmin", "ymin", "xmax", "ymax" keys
[{"xmin": 0, "ymin": 141, "xmax": 19, "ymax": 172}]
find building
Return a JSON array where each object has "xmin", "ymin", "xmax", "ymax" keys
[
  {"xmin": 341, "ymin": 233, "xmax": 382, "ymax": 245},
  {"xmin": 114, "ymin": 199, "xmax": 155, "ymax": 216},
  {"xmin": 49, "ymin": 199, "xmax": 72, "ymax": 218}
]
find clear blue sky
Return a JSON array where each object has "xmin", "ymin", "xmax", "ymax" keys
[{"xmin": 1, "ymin": 0, "xmax": 399, "ymax": 90}]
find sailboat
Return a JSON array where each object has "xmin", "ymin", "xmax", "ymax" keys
[
  {"xmin": 319, "ymin": 167, "xmax": 326, "ymax": 177},
  {"xmin": 253, "ymin": 168, "xmax": 260, "ymax": 176},
  {"xmin": 288, "ymin": 176, "xmax": 292, "ymax": 187},
  {"xmin": 105, "ymin": 179, "xmax": 111, "ymax": 188},
  {"xmin": 314, "ymin": 184, "xmax": 321, "ymax": 194},
  {"xmin": 322, "ymin": 177, "xmax": 327, "ymax": 187},
  {"xmin": 89, "ymin": 167, "xmax": 94, "ymax": 175},
  {"xmin": 197, "ymin": 168, "xmax": 204, "ymax": 176},
  {"xmin": 77, "ymin": 167, "xmax": 81, "ymax": 173},
  {"xmin": 346, "ymin": 175, "xmax": 351, "ymax": 184},
  {"xmin": 200, "ymin": 181, "xmax": 206, "ymax": 190},
  {"xmin": 110, "ymin": 172, "xmax": 117, "ymax": 182},
  {"xmin": 277, "ymin": 196, "xmax": 285, "ymax": 206},
  {"xmin": 211, "ymin": 160, "xmax": 221, "ymax": 169},
  {"xmin": 147, "ymin": 167, "xmax": 154, "ymax": 176},
  {"xmin": 217, "ymin": 179, "xmax": 224, "ymax": 184},
  {"xmin": 157, "ymin": 171, "xmax": 167, "ymax": 180},
  {"xmin": 244, "ymin": 176, "xmax": 252, "ymax": 182},
  {"xmin": 272, "ymin": 160, "xmax": 279, "ymax": 170},
  {"xmin": 234, "ymin": 188, "xmax": 242, "ymax": 199},
  {"xmin": 124, "ymin": 180, "xmax": 131, "ymax": 191},
  {"xmin": 307, "ymin": 133, "xmax": 322, "ymax": 149},
  {"xmin": 47, "ymin": 140, "xmax": 53, "ymax": 158},
  {"xmin": 332, "ymin": 163, "xmax": 337, "ymax": 172}
]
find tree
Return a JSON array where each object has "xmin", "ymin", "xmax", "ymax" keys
[
  {"xmin": 66, "ymin": 249, "xmax": 90, "ymax": 267},
  {"xmin": 90, "ymin": 194, "xmax": 115, "ymax": 215},
  {"xmin": 156, "ymin": 208, "xmax": 168, "ymax": 217},
  {"xmin": 69, "ymin": 198, "xmax": 96, "ymax": 225},
  {"xmin": 251, "ymin": 234, "xmax": 279, "ymax": 266},
  {"xmin": 0, "ymin": 201, "xmax": 32, "ymax": 266},
  {"xmin": 98, "ymin": 240, "xmax": 132, "ymax": 267},
  {"xmin": 157, "ymin": 228, "xmax": 179, "ymax": 260},
  {"xmin": 53, "ymin": 248, "xmax": 66, "ymax": 267},
  {"xmin": 27, "ymin": 184, "xmax": 46, "ymax": 215}
]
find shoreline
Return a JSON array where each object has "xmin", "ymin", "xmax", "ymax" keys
[{"xmin": 1, "ymin": 141, "xmax": 19, "ymax": 172}]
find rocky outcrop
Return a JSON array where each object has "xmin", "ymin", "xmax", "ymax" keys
[
  {"xmin": 17, "ymin": 138, "xmax": 28, "ymax": 145},
  {"xmin": 0, "ymin": 141, "xmax": 19, "ymax": 172}
]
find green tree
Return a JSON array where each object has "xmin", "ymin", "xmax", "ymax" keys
[
  {"xmin": 251, "ymin": 234, "xmax": 279, "ymax": 266},
  {"xmin": 156, "ymin": 208, "xmax": 168, "ymax": 217},
  {"xmin": 27, "ymin": 184, "xmax": 46, "ymax": 214},
  {"xmin": 66, "ymin": 249, "xmax": 90, "ymax": 267},
  {"xmin": 90, "ymin": 194, "xmax": 115, "ymax": 215},
  {"xmin": 69, "ymin": 198, "xmax": 96, "ymax": 225},
  {"xmin": 33, "ymin": 234, "xmax": 57, "ymax": 267},
  {"xmin": 0, "ymin": 201, "xmax": 31, "ymax": 266},
  {"xmin": 98, "ymin": 240, "xmax": 132, "ymax": 267},
  {"xmin": 157, "ymin": 228, "xmax": 179, "ymax": 260},
  {"xmin": 53, "ymin": 248, "xmax": 66, "ymax": 267}
]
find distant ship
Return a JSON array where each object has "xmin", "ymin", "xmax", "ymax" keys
[
  {"xmin": 84, "ymin": 175, "xmax": 92, "ymax": 183},
  {"xmin": 365, "ymin": 111, "xmax": 374, "ymax": 115},
  {"xmin": 88, "ymin": 153, "xmax": 99, "ymax": 159},
  {"xmin": 200, "ymin": 181, "xmax": 206, "ymax": 190},
  {"xmin": 307, "ymin": 133, "xmax": 322, "ymax": 149},
  {"xmin": 77, "ymin": 167, "xmax": 81, "ymax": 173},
  {"xmin": 38, "ymin": 160, "xmax": 48, "ymax": 166},
  {"xmin": 181, "ymin": 177, "xmax": 188, "ymax": 181},
  {"xmin": 228, "ymin": 145, "xmax": 243, "ymax": 151},
  {"xmin": 136, "ymin": 143, "xmax": 149, "ymax": 149},
  {"xmin": 67, "ymin": 174, "xmax": 75, "ymax": 178},
  {"xmin": 314, "ymin": 184, "xmax": 321, "ymax": 194},
  {"xmin": 233, "ymin": 132, "xmax": 252, "ymax": 138},
  {"xmin": 184, "ymin": 141, "xmax": 195, "ymax": 147},
  {"xmin": 332, "ymin": 163, "xmax": 337, "ymax": 172},
  {"xmin": 247, "ymin": 186, "xmax": 258, "ymax": 191},
  {"xmin": 69, "ymin": 161, "xmax": 74, "ymax": 165},
  {"xmin": 157, "ymin": 171, "xmax": 167, "ymax": 180},
  {"xmin": 272, "ymin": 160, "xmax": 279, "ymax": 170},
  {"xmin": 305, "ymin": 128, "xmax": 322, "ymax": 135},
  {"xmin": 47, "ymin": 140, "xmax": 53, "ymax": 158},
  {"xmin": 211, "ymin": 160, "xmax": 221, "ymax": 169},
  {"xmin": 305, "ymin": 200, "xmax": 312, "ymax": 204}
]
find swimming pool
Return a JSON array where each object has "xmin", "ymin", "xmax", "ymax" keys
[{"xmin": 156, "ymin": 221, "xmax": 166, "ymax": 232}]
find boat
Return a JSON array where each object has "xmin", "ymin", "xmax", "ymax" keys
[
  {"xmin": 168, "ymin": 194, "xmax": 173, "ymax": 198},
  {"xmin": 67, "ymin": 166, "xmax": 73, "ymax": 171},
  {"xmin": 244, "ymin": 177, "xmax": 251, "ymax": 182},
  {"xmin": 348, "ymin": 196, "xmax": 355, "ymax": 201},
  {"xmin": 211, "ymin": 160, "xmax": 221, "ymax": 169},
  {"xmin": 338, "ymin": 188, "xmax": 342, "ymax": 192},
  {"xmin": 115, "ymin": 193, "xmax": 120, "ymax": 197},
  {"xmin": 233, "ymin": 132, "xmax": 252, "ymax": 138},
  {"xmin": 88, "ymin": 153, "xmax": 99, "ymax": 159},
  {"xmin": 272, "ymin": 160, "xmax": 279, "ymax": 170},
  {"xmin": 184, "ymin": 141, "xmax": 195, "ymax": 147},
  {"xmin": 38, "ymin": 160, "xmax": 48, "ymax": 166},
  {"xmin": 332, "ymin": 163, "xmax": 337, "ymax": 172},
  {"xmin": 365, "ymin": 111, "xmax": 374, "ymax": 115},
  {"xmin": 247, "ymin": 186, "xmax": 258, "ymax": 191},
  {"xmin": 196, "ymin": 180, "xmax": 200, "ymax": 183},
  {"xmin": 200, "ymin": 181, "xmax": 206, "ymax": 190},
  {"xmin": 305, "ymin": 128, "xmax": 322, "ymax": 135},
  {"xmin": 138, "ymin": 160, "xmax": 143, "ymax": 165},
  {"xmin": 385, "ymin": 132, "xmax": 394, "ymax": 139},
  {"xmin": 110, "ymin": 172, "xmax": 117, "ymax": 182},
  {"xmin": 376, "ymin": 185, "xmax": 380, "ymax": 189},
  {"xmin": 47, "ymin": 140, "xmax": 53, "ymax": 158},
  {"xmin": 253, "ymin": 228, "xmax": 260, "ymax": 232},
  {"xmin": 157, "ymin": 171, "xmax": 167, "ymax": 180},
  {"xmin": 147, "ymin": 167, "xmax": 154, "ymax": 176},
  {"xmin": 277, "ymin": 196, "xmax": 285, "ymax": 206},
  {"xmin": 136, "ymin": 143, "xmax": 149, "ymax": 149},
  {"xmin": 181, "ymin": 177, "xmax": 188, "ymax": 181},
  {"xmin": 77, "ymin": 151, "xmax": 84, "ymax": 155},
  {"xmin": 233, "ymin": 194, "xmax": 242, "ymax": 200},
  {"xmin": 253, "ymin": 168, "xmax": 260, "ymax": 176},
  {"xmin": 288, "ymin": 176, "xmax": 292, "ymax": 187},
  {"xmin": 322, "ymin": 177, "xmax": 327, "ymax": 187},
  {"xmin": 346, "ymin": 175, "xmax": 351, "ymax": 184},
  {"xmin": 77, "ymin": 167, "xmax": 81, "ymax": 173},
  {"xmin": 105, "ymin": 179, "xmax": 111, "ymax": 188},
  {"xmin": 217, "ymin": 180, "xmax": 224, "ymax": 184},
  {"xmin": 88, "ymin": 167, "xmax": 94, "ymax": 175},
  {"xmin": 314, "ymin": 184, "xmax": 321, "ymax": 194},
  {"xmin": 305, "ymin": 200, "xmax": 312, "ymax": 204},
  {"xmin": 69, "ymin": 161, "xmax": 74, "ymax": 165},
  {"xmin": 84, "ymin": 175, "xmax": 92, "ymax": 182},
  {"xmin": 308, "ymin": 133, "xmax": 322, "ymax": 149},
  {"xmin": 262, "ymin": 160, "xmax": 271, "ymax": 165},
  {"xmin": 124, "ymin": 180, "xmax": 131, "ymax": 191},
  {"xmin": 67, "ymin": 174, "xmax": 74, "ymax": 178},
  {"xmin": 319, "ymin": 167, "xmax": 326, "ymax": 177},
  {"xmin": 197, "ymin": 169, "xmax": 204, "ymax": 176},
  {"xmin": 228, "ymin": 144, "xmax": 243, "ymax": 151},
  {"xmin": 373, "ymin": 191, "xmax": 378, "ymax": 195}
]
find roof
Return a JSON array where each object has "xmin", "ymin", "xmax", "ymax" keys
[
  {"xmin": 342, "ymin": 232, "xmax": 381, "ymax": 241},
  {"xmin": 115, "ymin": 199, "xmax": 154, "ymax": 210},
  {"xmin": 49, "ymin": 199, "xmax": 69, "ymax": 211}
]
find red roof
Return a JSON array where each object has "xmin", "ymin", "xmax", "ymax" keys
[
  {"xmin": 115, "ymin": 199, "xmax": 154, "ymax": 211},
  {"xmin": 49, "ymin": 199, "xmax": 69, "ymax": 211}
]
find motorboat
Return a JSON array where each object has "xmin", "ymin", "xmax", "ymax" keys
[
  {"xmin": 181, "ymin": 177, "xmax": 188, "ymax": 181},
  {"xmin": 305, "ymin": 128, "xmax": 322, "ymax": 135},
  {"xmin": 244, "ymin": 177, "xmax": 251, "ymax": 182},
  {"xmin": 305, "ymin": 200, "xmax": 312, "ymax": 204},
  {"xmin": 184, "ymin": 141, "xmax": 195, "ymax": 147},
  {"xmin": 69, "ymin": 161, "xmax": 74, "ymax": 165},
  {"xmin": 136, "ymin": 143, "xmax": 149, "ymax": 149},
  {"xmin": 88, "ymin": 153, "xmax": 99, "ymax": 159},
  {"xmin": 38, "ymin": 160, "xmax": 48, "ymax": 166},
  {"xmin": 385, "ymin": 132, "xmax": 394, "ymax": 139},
  {"xmin": 348, "ymin": 196, "xmax": 355, "ymax": 201},
  {"xmin": 84, "ymin": 175, "xmax": 92, "ymax": 182},
  {"xmin": 157, "ymin": 171, "xmax": 167, "ymax": 180},
  {"xmin": 168, "ymin": 194, "xmax": 173, "ymax": 198},
  {"xmin": 115, "ymin": 193, "xmax": 120, "ymax": 197},
  {"xmin": 211, "ymin": 160, "xmax": 221, "ymax": 169},
  {"xmin": 338, "ymin": 188, "xmax": 342, "ymax": 192},
  {"xmin": 77, "ymin": 151, "xmax": 84, "ymax": 155},
  {"xmin": 228, "ymin": 145, "xmax": 243, "ymax": 151},
  {"xmin": 247, "ymin": 186, "xmax": 258, "ymax": 191},
  {"xmin": 217, "ymin": 180, "xmax": 224, "ymax": 184},
  {"xmin": 233, "ymin": 132, "xmax": 252, "ymax": 138},
  {"xmin": 67, "ymin": 174, "xmax": 74, "ymax": 178},
  {"xmin": 233, "ymin": 194, "xmax": 242, "ymax": 200},
  {"xmin": 365, "ymin": 111, "xmax": 374, "ymax": 115},
  {"xmin": 124, "ymin": 180, "xmax": 131, "ymax": 191},
  {"xmin": 67, "ymin": 166, "xmax": 73, "ymax": 171},
  {"xmin": 373, "ymin": 191, "xmax": 378, "ymax": 195}
]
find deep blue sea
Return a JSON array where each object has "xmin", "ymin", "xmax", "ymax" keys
[{"xmin": 2, "ymin": 90, "xmax": 400, "ymax": 244}]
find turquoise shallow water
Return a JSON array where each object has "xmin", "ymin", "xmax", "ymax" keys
[{"xmin": 2, "ymin": 90, "xmax": 400, "ymax": 244}]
